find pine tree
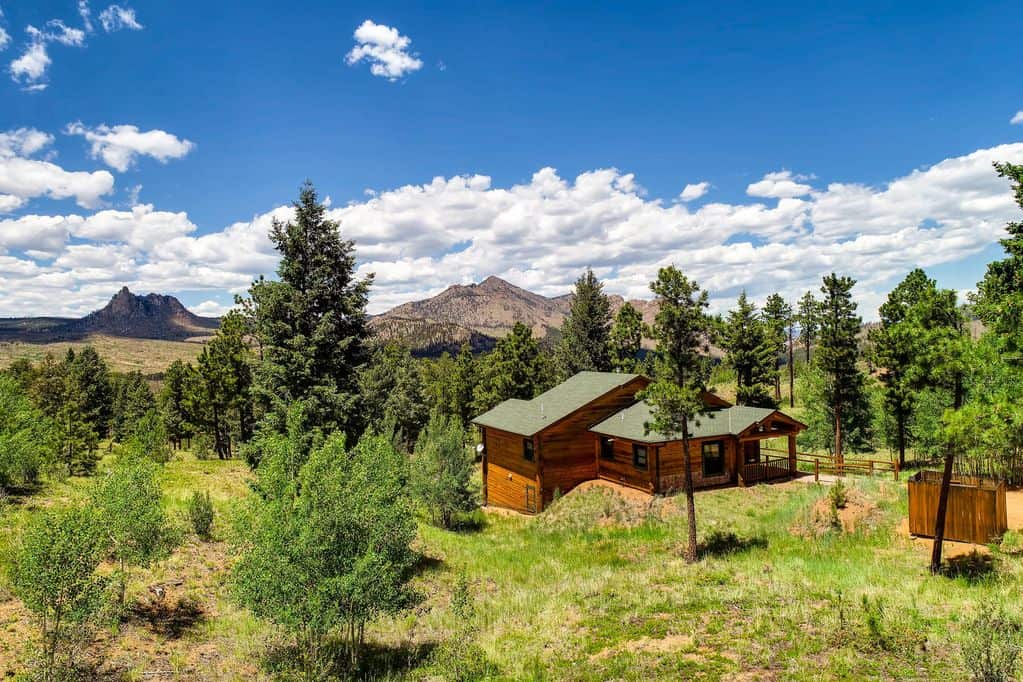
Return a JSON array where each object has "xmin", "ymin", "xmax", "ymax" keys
[
  {"xmin": 187, "ymin": 312, "xmax": 253, "ymax": 459},
  {"xmin": 796, "ymin": 291, "xmax": 819, "ymax": 364},
  {"xmin": 641, "ymin": 266, "xmax": 711, "ymax": 563},
  {"xmin": 66, "ymin": 347, "xmax": 113, "ymax": 439},
  {"xmin": 972, "ymin": 162, "xmax": 1023, "ymax": 346},
  {"xmin": 608, "ymin": 302, "xmax": 646, "ymax": 373},
  {"xmin": 159, "ymin": 360, "xmax": 194, "ymax": 449},
  {"xmin": 244, "ymin": 182, "xmax": 372, "ymax": 454},
  {"xmin": 762, "ymin": 293, "xmax": 792, "ymax": 403},
  {"xmin": 473, "ymin": 323, "xmax": 544, "ymax": 414},
  {"xmin": 869, "ymin": 268, "xmax": 935, "ymax": 467},
  {"xmin": 110, "ymin": 371, "xmax": 155, "ymax": 442},
  {"xmin": 816, "ymin": 274, "xmax": 864, "ymax": 467},
  {"xmin": 554, "ymin": 268, "xmax": 612, "ymax": 379},
  {"xmin": 359, "ymin": 343, "xmax": 429, "ymax": 451},
  {"xmin": 721, "ymin": 292, "xmax": 775, "ymax": 407}
]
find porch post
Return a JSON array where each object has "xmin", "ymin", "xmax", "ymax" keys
[{"xmin": 787, "ymin": 434, "xmax": 797, "ymax": 478}]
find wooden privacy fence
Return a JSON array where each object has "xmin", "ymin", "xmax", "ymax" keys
[
  {"xmin": 908, "ymin": 470, "xmax": 1007, "ymax": 545},
  {"xmin": 761, "ymin": 447, "xmax": 900, "ymax": 481}
]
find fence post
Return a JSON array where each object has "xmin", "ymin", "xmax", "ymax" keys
[
  {"xmin": 814, "ymin": 458, "xmax": 820, "ymax": 483},
  {"xmin": 894, "ymin": 459, "xmax": 900, "ymax": 482}
]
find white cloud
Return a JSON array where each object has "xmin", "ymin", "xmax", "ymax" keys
[
  {"xmin": 42, "ymin": 20, "xmax": 86, "ymax": 46},
  {"xmin": 345, "ymin": 19, "xmax": 423, "ymax": 81},
  {"xmin": 98, "ymin": 4, "xmax": 141, "ymax": 32},
  {"xmin": 679, "ymin": 181, "xmax": 710, "ymax": 202},
  {"xmin": 0, "ymin": 26, "xmax": 9, "ymax": 52},
  {"xmin": 9, "ymin": 39, "xmax": 51, "ymax": 90},
  {"xmin": 0, "ymin": 127, "xmax": 113, "ymax": 209},
  {"xmin": 1012, "ymin": 111, "xmax": 1023, "ymax": 125},
  {"xmin": 65, "ymin": 122, "xmax": 195, "ymax": 172},
  {"xmin": 746, "ymin": 170, "xmax": 814, "ymax": 199},
  {"xmin": 191, "ymin": 299, "xmax": 232, "ymax": 316},
  {"xmin": 2, "ymin": 142, "xmax": 1022, "ymax": 321}
]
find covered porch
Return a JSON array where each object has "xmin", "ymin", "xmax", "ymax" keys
[{"xmin": 736, "ymin": 424, "xmax": 801, "ymax": 487}]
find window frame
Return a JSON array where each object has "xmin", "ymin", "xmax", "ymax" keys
[
  {"xmin": 600, "ymin": 436, "xmax": 615, "ymax": 460},
  {"xmin": 702, "ymin": 440, "xmax": 726, "ymax": 477},
  {"xmin": 523, "ymin": 438, "xmax": 534, "ymax": 462},
  {"xmin": 633, "ymin": 443, "xmax": 648, "ymax": 470}
]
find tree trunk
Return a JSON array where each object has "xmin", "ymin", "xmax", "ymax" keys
[
  {"xmin": 834, "ymin": 401, "xmax": 843, "ymax": 473},
  {"xmin": 680, "ymin": 417, "xmax": 698, "ymax": 563},
  {"xmin": 897, "ymin": 412, "xmax": 907, "ymax": 469},
  {"xmin": 805, "ymin": 340, "xmax": 811, "ymax": 365},
  {"xmin": 788, "ymin": 327, "xmax": 795, "ymax": 408},
  {"xmin": 774, "ymin": 362, "xmax": 782, "ymax": 402},
  {"xmin": 930, "ymin": 374, "xmax": 964, "ymax": 573}
]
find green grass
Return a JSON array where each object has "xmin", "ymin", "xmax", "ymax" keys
[{"xmin": 2, "ymin": 451, "xmax": 1020, "ymax": 680}]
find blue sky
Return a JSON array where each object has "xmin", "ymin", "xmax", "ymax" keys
[{"xmin": 0, "ymin": 0, "xmax": 1021, "ymax": 318}]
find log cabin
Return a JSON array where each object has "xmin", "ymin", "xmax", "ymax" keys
[{"xmin": 472, "ymin": 371, "xmax": 807, "ymax": 513}]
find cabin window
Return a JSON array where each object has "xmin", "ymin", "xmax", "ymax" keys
[
  {"xmin": 633, "ymin": 444, "xmax": 648, "ymax": 470},
  {"xmin": 600, "ymin": 437, "xmax": 615, "ymax": 460},
  {"xmin": 702, "ymin": 441, "xmax": 725, "ymax": 477},
  {"xmin": 523, "ymin": 438, "xmax": 534, "ymax": 461}
]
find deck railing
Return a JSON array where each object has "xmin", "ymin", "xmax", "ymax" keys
[
  {"xmin": 739, "ymin": 454, "xmax": 794, "ymax": 486},
  {"xmin": 761, "ymin": 447, "xmax": 899, "ymax": 481}
]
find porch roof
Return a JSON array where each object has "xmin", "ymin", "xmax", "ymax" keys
[{"xmin": 590, "ymin": 401, "xmax": 784, "ymax": 444}]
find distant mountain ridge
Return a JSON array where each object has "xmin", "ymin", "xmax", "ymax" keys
[
  {"xmin": 369, "ymin": 275, "xmax": 659, "ymax": 355},
  {"xmin": 0, "ymin": 287, "xmax": 219, "ymax": 342}
]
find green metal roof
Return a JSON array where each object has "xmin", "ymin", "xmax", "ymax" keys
[
  {"xmin": 471, "ymin": 371, "xmax": 643, "ymax": 436},
  {"xmin": 590, "ymin": 401, "xmax": 778, "ymax": 443}
]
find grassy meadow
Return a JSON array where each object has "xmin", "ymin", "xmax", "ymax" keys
[
  {"xmin": 0, "ymin": 334, "xmax": 207, "ymax": 375},
  {"xmin": 0, "ymin": 446, "xmax": 1017, "ymax": 680}
]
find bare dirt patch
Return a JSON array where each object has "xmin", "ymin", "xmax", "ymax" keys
[
  {"xmin": 589, "ymin": 633, "xmax": 695, "ymax": 661},
  {"xmin": 791, "ymin": 486, "xmax": 879, "ymax": 538}
]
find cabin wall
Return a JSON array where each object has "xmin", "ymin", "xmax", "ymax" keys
[
  {"xmin": 656, "ymin": 436, "xmax": 739, "ymax": 492},
  {"xmin": 595, "ymin": 435, "xmax": 657, "ymax": 492},
  {"xmin": 537, "ymin": 377, "xmax": 650, "ymax": 506},
  {"xmin": 482, "ymin": 426, "xmax": 539, "ymax": 513}
]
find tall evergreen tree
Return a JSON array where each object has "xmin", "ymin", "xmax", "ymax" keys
[
  {"xmin": 359, "ymin": 343, "xmax": 429, "ymax": 451},
  {"xmin": 972, "ymin": 162, "xmax": 1023, "ymax": 347},
  {"xmin": 244, "ymin": 182, "xmax": 372, "ymax": 455},
  {"xmin": 187, "ymin": 312, "xmax": 253, "ymax": 459},
  {"xmin": 816, "ymin": 274, "xmax": 865, "ymax": 467},
  {"xmin": 762, "ymin": 293, "xmax": 792, "ymax": 403},
  {"xmin": 868, "ymin": 268, "xmax": 935, "ymax": 467},
  {"xmin": 796, "ymin": 290, "xmax": 819, "ymax": 364},
  {"xmin": 110, "ymin": 371, "xmax": 155, "ymax": 443},
  {"xmin": 421, "ymin": 344, "xmax": 478, "ymax": 429},
  {"xmin": 159, "ymin": 360, "xmax": 194, "ymax": 449},
  {"xmin": 641, "ymin": 266, "xmax": 711, "ymax": 563},
  {"xmin": 554, "ymin": 268, "xmax": 612, "ymax": 379},
  {"xmin": 721, "ymin": 292, "xmax": 775, "ymax": 407},
  {"xmin": 66, "ymin": 347, "xmax": 112, "ymax": 439},
  {"xmin": 472, "ymin": 322, "xmax": 545, "ymax": 414},
  {"xmin": 608, "ymin": 302, "xmax": 646, "ymax": 373}
]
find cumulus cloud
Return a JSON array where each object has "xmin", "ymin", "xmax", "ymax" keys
[
  {"xmin": 97, "ymin": 4, "xmax": 142, "ymax": 32},
  {"xmin": 679, "ymin": 181, "xmax": 710, "ymax": 202},
  {"xmin": 9, "ymin": 39, "xmax": 51, "ymax": 90},
  {"xmin": 2, "ymin": 142, "xmax": 1022, "ymax": 320},
  {"xmin": 746, "ymin": 170, "xmax": 815, "ymax": 199},
  {"xmin": 65, "ymin": 122, "xmax": 195, "ymax": 172},
  {"xmin": 345, "ymin": 19, "xmax": 423, "ymax": 81},
  {"xmin": 0, "ymin": 127, "xmax": 113, "ymax": 210},
  {"xmin": 1012, "ymin": 111, "xmax": 1023, "ymax": 125}
]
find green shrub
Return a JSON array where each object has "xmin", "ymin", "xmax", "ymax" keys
[
  {"xmin": 193, "ymin": 432, "xmax": 215, "ymax": 460},
  {"xmin": 188, "ymin": 490, "xmax": 215, "ymax": 540},
  {"xmin": 999, "ymin": 530, "xmax": 1023, "ymax": 555},
  {"xmin": 960, "ymin": 601, "xmax": 1022, "ymax": 682},
  {"xmin": 829, "ymin": 479, "xmax": 848, "ymax": 509}
]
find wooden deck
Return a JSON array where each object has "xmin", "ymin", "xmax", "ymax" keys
[{"xmin": 738, "ymin": 454, "xmax": 794, "ymax": 486}]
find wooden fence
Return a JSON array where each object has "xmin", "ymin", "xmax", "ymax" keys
[
  {"xmin": 761, "ymin": 447, "xmax": 899, "ymax": 481},
  {"xmin": 907, "ymin": 470, "xmax": 1007, "ymax": 544},
  {"xmin": 739, "ymin": 454, "xmax": 793, "ymax": 486}
]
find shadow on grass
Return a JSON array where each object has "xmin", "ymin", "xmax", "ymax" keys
[
  {"xmin": 128, "ymin": 594, "xmax": 205, "ymax": 639},
  {"xmin": 941, "ymin": 551, "xmax": 997, "ymax": 582},
  {"xmin": 414, "ymin": 553, "xmax": 445, "ymax": 575},
  {"xmin": 448, "ymin": 509, "xmax": 487, "ymax": 534},
  {"xmin": 262, "ymin": 638, "xmax": 437, "ymax": 681},
  {"xmin": 699, "ymin": 530, "xmax": 768, "ymax": 559}
]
